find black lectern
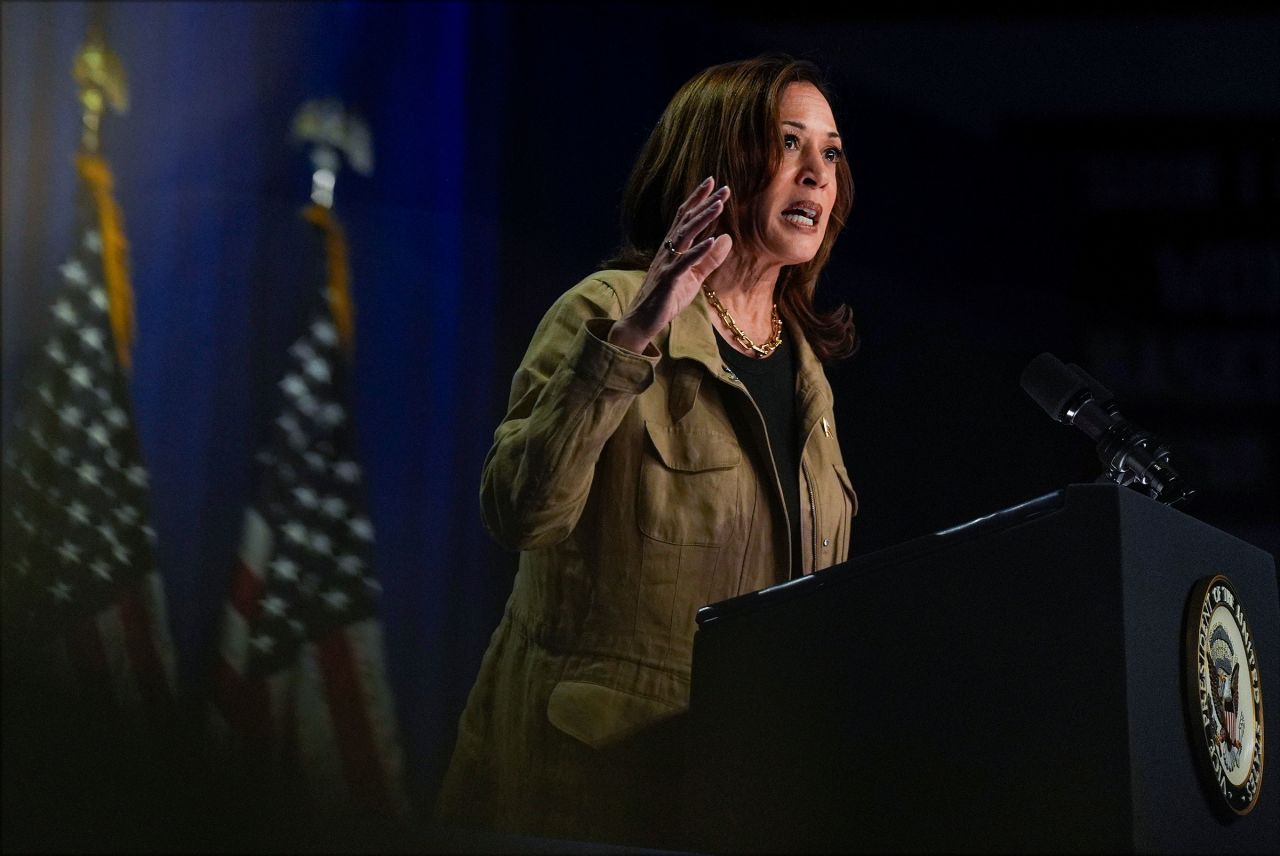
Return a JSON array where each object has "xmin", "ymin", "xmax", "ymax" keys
[{"xmin": 684, "ymin": 484, "xmax": 1278, "ymax": 853}]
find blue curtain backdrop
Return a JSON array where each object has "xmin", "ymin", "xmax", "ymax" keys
[{"xmin": 2, "ymin": 0, "xmax": 514, "ymax": 808}]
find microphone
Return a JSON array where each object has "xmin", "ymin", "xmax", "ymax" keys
[{"xmin": 1020, "ymin": 352, "xmax": 1193, "ymax": 505}]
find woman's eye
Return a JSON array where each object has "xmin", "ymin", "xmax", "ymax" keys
[
  {"xmin": 783, "ymin": 133, "xmax": 799, "ymax": 150},
  {"xmin": 824, "ymin": 147, "xmax": 844, "ymax": 163}
]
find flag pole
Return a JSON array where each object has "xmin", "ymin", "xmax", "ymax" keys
[
  {"xmin": 72, "ymin": 23, "xmax": 128, "ymax": 156},
  {"xmin": 291, "ymin": 99, "xmax": 375, "ymax": 354},
  {"xmin": 72, "ymin": 27, "xmax": 135, "ymax": 372}
]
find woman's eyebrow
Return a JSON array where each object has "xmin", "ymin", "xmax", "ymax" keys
[{"xmin": 782, "ymin": 119, "xmax": 841, "ymax": 138}]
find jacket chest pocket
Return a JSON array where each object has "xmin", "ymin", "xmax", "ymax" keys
[{"xmin": 637, "ymin": 421, "xmax": 741, "ymax": 546}]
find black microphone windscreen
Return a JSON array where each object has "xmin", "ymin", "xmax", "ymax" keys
[
  {"xmin": 1021, "ymin": 352, "xmax": 1088, "ymax": 422},
  {"xmin": 1067, "ymin": 363, "xmax": 1115, "ymax": 405}
]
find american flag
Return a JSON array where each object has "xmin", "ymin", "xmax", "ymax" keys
[
  {"xmin": 209, "ymin": 206, "xmax": 407, "ymax": 818},
  {"xmin": 1, "ymin": 155, "xmax": 177, "ymax": 729}
]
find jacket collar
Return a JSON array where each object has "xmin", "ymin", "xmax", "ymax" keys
[
  {"xmin": 666, "ymin": 289, "xmax": 833, "ymax": 442},
  {"xmin": 667, "ymin": 289, "xmax": 725, "ymax": 376}
]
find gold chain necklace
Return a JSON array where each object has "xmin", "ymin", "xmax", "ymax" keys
[{"xmin": 701, "ymin": 284, "xmax": 783, "ymax": 358}]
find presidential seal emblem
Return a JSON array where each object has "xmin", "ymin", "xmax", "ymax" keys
[{"xmin": 1186, "ymin": 575, "xmax": 1265, "ymax": 816}]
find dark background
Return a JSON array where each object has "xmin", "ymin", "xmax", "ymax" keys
[{"xmin": 3, "ymin": 1, "xmax": 1277, "ymax": 848}]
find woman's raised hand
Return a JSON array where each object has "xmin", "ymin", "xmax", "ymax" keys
[{"xmin": 608, "ymin": 177, "xmax": 733, "ymax": 354}]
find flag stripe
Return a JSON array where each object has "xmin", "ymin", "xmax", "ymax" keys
[
  {"xmin": 317, "ymin": 628, "xmax": 393, "ymax": 813},
  {"xmin": 118, "ymin": 577, "xmax": 175, "ymax": 727},
  {"xmin": 347, "ymin": 620, "xmax": 409, "ymax": 813},
  {"xmin": 96, "ymin": 605, "xmax": 144, "ymax": 715},
  {"xmin": 141, "ymin": 571, "xmax": 178, "ymax": 688},
  {"xmin": 213, "ymin": 657, "xmax": 274, "ymax": 758},
  {"xmin": 66, "ymin": 612, "xmax": 115, "ymax": 713},
  {"xmin": 239, "ymin": 508, "xmax": 273, "ymax": 571},
  {"xmin": 279, "ymin": 665, "xmax": 303, "ymax": 790},
  {"xmin": 295, "ymin": 643, "xmax": 344, "ymax": 805},
  {"xmin": 219, "ymin": 600, "xmax": 253, "ymax": 676},
  {"xmin": 229, "ymin": 560, "xmax": 265, "ymax": 623}
]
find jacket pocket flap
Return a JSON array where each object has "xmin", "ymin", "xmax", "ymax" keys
[
  {"xmin": 547, "ymin": 680, "xmax": 681, "ymax": 749},
  {"xmin": 645, "ymin": 422, "xmax": 740, "ymax": 472}
]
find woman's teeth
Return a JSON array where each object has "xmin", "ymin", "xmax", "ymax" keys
[{"xmin": 783, "ymin": 212, "xmax": 816, "ymax": 227}]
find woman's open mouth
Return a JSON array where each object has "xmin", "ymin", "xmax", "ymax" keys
[{"xmin": 782, "ymin": 202, "xmax": 821, "ymax": 228}]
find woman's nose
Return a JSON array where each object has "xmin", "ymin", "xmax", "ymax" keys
[{"xmin": 798, "ymin": 149, "xmax": 826, "ymax": 187}]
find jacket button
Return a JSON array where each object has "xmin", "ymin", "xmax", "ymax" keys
[{"xmin": 822, "ymin": 538, "xmax": 830, "ymax": 547}]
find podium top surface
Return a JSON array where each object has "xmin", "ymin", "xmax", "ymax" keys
[
  {"xmin": 696, "ymin": 488, "xmax": 1069, "ymax": 626},
  {"xmin": 696, "ymin": 482, "xmax": 1273, "ymax": 627}
]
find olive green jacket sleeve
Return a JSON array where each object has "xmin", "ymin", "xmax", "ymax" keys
[{"xmin": 480, "ymin": 275, "xmax": 659, "ymax": 551}]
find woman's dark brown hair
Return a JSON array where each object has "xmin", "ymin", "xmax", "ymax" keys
[{"xmin": 602, "ymin": 54, "xmax": 856, "ymax": 362}]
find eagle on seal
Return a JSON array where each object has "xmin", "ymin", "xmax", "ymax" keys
[{"xmin": 1209, "ymin": 629, "xmax": 1242, "ymax": 751}]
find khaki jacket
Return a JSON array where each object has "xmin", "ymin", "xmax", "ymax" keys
[{"xmin": 438, "ymin": 269, "xmax": 856, "ymax": 842}]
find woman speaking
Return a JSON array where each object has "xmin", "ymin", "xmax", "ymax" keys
[{"xmin": 438, "ymin": 54, "xmax": 859, "ymax": 848}]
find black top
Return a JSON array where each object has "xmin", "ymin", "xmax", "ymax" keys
[{"xmin": 715, "ymin": 329, "xmax": 802, "ymax": 578}]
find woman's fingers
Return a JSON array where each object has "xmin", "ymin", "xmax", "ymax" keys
[
  {"xmin": 701, "ymin": 233, "xmax": 733, "ymax": 273},
  {"xmin": 673, "ymin": 176, "xmax": 715, "ymax": 222},
  {"xmin": 675, "ymin": 186, "xmax": 729, "ymax": 249},
  {"xmin": 670, "ymin": 233, "xmax": 732, "ymax": 282},
  {"xmin": 670, "ymin": 181, "xmax": 727, "ymax": 250}
]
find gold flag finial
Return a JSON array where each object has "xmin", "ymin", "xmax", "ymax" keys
[
  {"xmin": 291, "ymin": 99, "xmax": 374, "ymax": 209},
  {"xmin": 72, "ymin": 25, "xmax": 128, "ymax": 154}
]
